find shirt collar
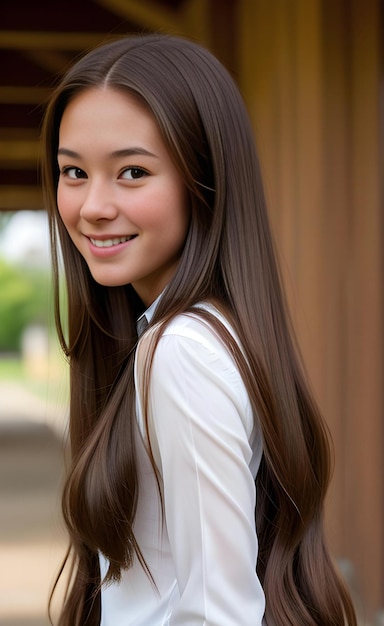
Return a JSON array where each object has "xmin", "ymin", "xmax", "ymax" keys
[
  {"xmin": 144, "ymin": 291, "xmax": 163, "ymax": 324},
  {"xmin": 136, "ymin": 290, "xmax": 164, "ymax": 330}
]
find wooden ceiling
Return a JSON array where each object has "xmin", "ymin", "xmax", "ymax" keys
[{"xmin": 0, "ymin": 0, "xmax": 187, "ymax": 212}]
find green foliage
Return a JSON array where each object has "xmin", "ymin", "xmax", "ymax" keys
[{"xmin": 0, "ymin": 258, "xmax": 51, "ymax": 352}]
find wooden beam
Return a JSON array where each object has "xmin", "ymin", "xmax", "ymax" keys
[
  {"xmin": 179, "ymin": 0, "xmax": 211, "ymax": 44},
  {"xmin": 0, "ymin": 186, "xmax": 43, "ymax": 211},
  {"xmin": 25, "ymin": 49, "xmax": 71, "ymax": 75},
  {"xmin": 0, "ymin": 129, "xmax": 39, "ymax": 140},
  {"xmin": 95, "ymin": 0, "xmax": 182, "ymax": 34},
  {"xmin": 0, "ymin": 31, "xmax": 115, "ymax": 50},
  {"xmin": 0, "ymin": 86, "xmax": 51, "ymax": 104},
  {"xmin": 0, "ymin": 139, "xmax": 39, "ymax": 168}
]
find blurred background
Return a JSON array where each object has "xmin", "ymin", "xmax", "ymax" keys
[{"xmin": 0, "ymin": 1, "xmax": 382, "ymax": 625}]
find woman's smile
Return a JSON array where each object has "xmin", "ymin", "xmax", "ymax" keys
[
  {"xmin": 89, "ymin": 235, "xmax": 137, "ymax": 248},
  {"xmin": 85, "ymin": 234, "xmax": 137, "ymax": 258}
]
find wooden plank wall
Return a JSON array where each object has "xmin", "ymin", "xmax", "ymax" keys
[{"xmin": 237, "ymin": 0, "xmax": 383, "ymax": 620}]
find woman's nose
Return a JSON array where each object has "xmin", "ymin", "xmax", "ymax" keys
[{"xmin": 79, "ymin": 180, "xmax": 118, "ymax": 222}]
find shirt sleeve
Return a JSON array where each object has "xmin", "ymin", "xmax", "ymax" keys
[{"xmin": 146, "ymin": 319, "xmax": 265, "ymax": 626}]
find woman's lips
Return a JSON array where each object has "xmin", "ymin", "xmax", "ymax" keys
[{"xmin": 86, "ymin": 235, "xmax": 137, "ymax": 257}]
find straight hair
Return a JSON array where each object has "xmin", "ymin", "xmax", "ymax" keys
[{"xmin": 41, "ymin": 33, "xmax": 357, "ymax": 625}]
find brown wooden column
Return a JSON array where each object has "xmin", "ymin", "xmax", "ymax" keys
[
  {"xmin": 238, "ymin": 0, "xmax": 384, "ymax": 619},
  {"xmin": 346, "ymin": 0, "xmax": 383, "ymax": 615}
]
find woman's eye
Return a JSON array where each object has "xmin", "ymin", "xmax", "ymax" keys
[
  {"xmin": 61, "ymin": 167, "xmax": 87, "ymax": 180},
  {"xmin": 121, "ymin": 167, "xmax": 147, "ymax": 181}
]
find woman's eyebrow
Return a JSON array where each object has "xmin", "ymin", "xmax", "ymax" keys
[
  {"xmin": 109, "ymin": 147, "xmax": 158, "ymax": 159},
  {"xmin": 57, "ymin": 147, "xmax": 158, "ymax": 159},
  {"xmin": 57, "ymin": 148, "xmax": 80, "ymax": 158}
]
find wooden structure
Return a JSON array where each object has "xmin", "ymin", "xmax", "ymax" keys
[{"xmin": 0, "ymin": 0, "xmax": 382, "ymax": 621}]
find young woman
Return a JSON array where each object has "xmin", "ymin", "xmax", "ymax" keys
[{"xmin": 42, "ymin": 34, "xmax": 357, "ymax": 625}]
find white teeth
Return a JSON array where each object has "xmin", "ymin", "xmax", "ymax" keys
[{"xmin": 90, "ymin": 236, "xmax": 132, "ymax": 248}]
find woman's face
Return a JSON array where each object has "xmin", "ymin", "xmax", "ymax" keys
[{"xmin": 57, "ymin": 87, "xmax": 189, "ymax": 306}]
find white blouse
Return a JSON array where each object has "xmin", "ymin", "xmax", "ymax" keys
[{"xmin": 99, "ymin": 303, "xmax": 265, "ymax": 625}]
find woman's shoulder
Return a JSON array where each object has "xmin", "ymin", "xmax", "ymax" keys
[
  {"xmin": 137, "ymin": 301, "xmax": 241, "ymax": 372},
  {"xmin": 161, "ymin": 302, "xmax": 237, "ymax": 345},
  {"xmin": 149, "ymin": 303, "xmax": 245, "ymax": 381}
]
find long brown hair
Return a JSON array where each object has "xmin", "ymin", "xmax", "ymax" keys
[{"xmin": 42, "ymin": 34, "xmax": 357, "ymax": 625}]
